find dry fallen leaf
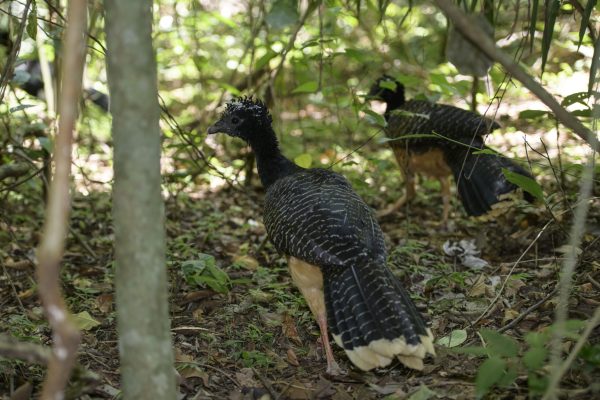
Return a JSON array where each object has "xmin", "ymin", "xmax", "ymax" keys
[
  {"xmin": 580, "ymin": 282, "xmax": 593, "ymax": 293},
  {"xmin": 282, "ymin": 313, "xmax": 302, "ymax": 346},
  {"xmin": 235, "ymin": 367, "xmax": 259, "ymax": 388},
  {"xmin": 468, "ymin": 275, "xmax": 488, "ymax": 297},
  {"xmin": 233, "ymin": 255, "xmax": 260, "ymax": 270},
  {"xmin": 95, "ymin": 293, "xmax": 113, "ymax": 314},
  {"xmin": 503, "ymin": 308, "xmax": 520, "ymax": 324},
  {"xmin": 286, "ymin": 348, "xmax": 300, "ymax": 366}
]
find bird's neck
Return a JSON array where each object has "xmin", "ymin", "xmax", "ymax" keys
[
  {"xmin": 249, "ymin": 126, "xmax": 301, "ymax": 188},
  {"xmin": 384, "ymin": 97, "xmax": 405, "ymax": 120}
]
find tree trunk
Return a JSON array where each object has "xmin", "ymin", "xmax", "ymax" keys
[{"xmin": 104, "ymin": 1, "xmax": 176, "ymax": 399}]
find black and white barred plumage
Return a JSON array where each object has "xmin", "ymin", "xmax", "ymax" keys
[
  {"xmin": 370, "ymin": 75, "xmax": 534, "ymax": 216},
  {"xmin": 208, "ymin": 97, "xmax": 434, "ymax": 371}
]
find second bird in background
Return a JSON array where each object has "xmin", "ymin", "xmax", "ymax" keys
[{"xmin": 368, "ymin": 74, "xmax": 535, "ymax": 224}]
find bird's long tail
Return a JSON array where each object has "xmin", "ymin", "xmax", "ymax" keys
[
  {"xmin": 444, "ymin": 146, "xmax": 534, "ymax": 216},
  {"xmin": 323, "ymin": 262, "xmax": 435, "ymax": 371}
]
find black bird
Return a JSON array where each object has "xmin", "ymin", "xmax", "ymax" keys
[
  {"xmin": 368, "ymin": 75, "xmax": 534, "ymax": 223},
  {"xmin": 208, "ymin": 98, "xmax": 434, "ymax": 374},
  {"xmin": 1, "ymin": 30, "xmax": 109, "ymax": 112}
]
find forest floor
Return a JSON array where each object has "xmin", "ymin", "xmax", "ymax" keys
[{"xmin": 1, "ymin": 137, "xmax": 600, "ymax": 399}]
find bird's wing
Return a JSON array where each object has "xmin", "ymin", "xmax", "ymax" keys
[
  {"xmin": 264, "ymin": 169, "xmax": 386, "ymax": 268},
  {"xmin": 387, "ymin": 101, "xmax": 499, "ymax": 147}
]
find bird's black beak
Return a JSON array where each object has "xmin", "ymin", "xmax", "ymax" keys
[{"xmin": 207, "ymin": 121, "xmax": 225, "ymax": 135}]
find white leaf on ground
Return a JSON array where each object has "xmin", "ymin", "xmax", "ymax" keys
[{"xmin": 443, "ymin": 239, "xmax": 489, "ymax": 269}]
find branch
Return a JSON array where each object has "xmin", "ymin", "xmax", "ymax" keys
[
  {"xmin": 545, "ymin": 305, "xmax": 600, "ymax": 399},
  {"xmin": 0, "ymin": 163, "xmax": 30, "ymax": 181},
  {"xmin": 434, "ymin": 0, "xmax": 599, "ymax": 152},
  {"xmin": 269, "ymin": 1, "xmax": 319, "ymax": 83},
  {"xmin": 36, "ymin": 1, "xmax": 87, "ymax": 399},
  {"xmin": 0, "ymin": 334, "xmax": 51, "ymax": 364},
  {"xmin": 543, "ymin": 97, "xmax": 598, "ymax": 400},
  {"xmin": 0, "ymin": 0, "xmax": 33, "ymax": 104}
]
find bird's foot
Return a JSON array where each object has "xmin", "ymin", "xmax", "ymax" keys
[
  {"xmin": 376, "ymin": 206, "xmax": 398, "ymax": 219},
  {"xmin": 325, "ymin": 361, "xmax": 346, "ymax": 377}
]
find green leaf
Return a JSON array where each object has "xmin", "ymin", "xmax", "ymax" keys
[
  {"xmin": 345, "ymin": 48, "xmax": 370, "ymax": 62},
  {"xmin": 294, "ymin": 153, "xmax": 312, "ymax": 168},
  {"xmin": 437, "ymin": 329, "xmax": 468, "ymax": 348},
  {"xmin": 181, "ymin": 254, "xmax": 230, "ymax": 293},
  {"xmin": 523, "ymin": 346, "xmax": 548, "ymax": 370},
  {"xmin": 589, "ymin": 35, "xmax": 600, "ymax": 94},
  {"xmin": 525, "ymin": 331, "xmax": 550, "ymax": 347},
  {"xmin": 528, "ymin": 373, "xmax": 549, "ymax": 395},
  {"xmin": 578, "ymin": 0, "xmax": 597, "ymax": 48},
  {"xmin": 363, "ymin": 109, "xmax": 387, "ymax": 128},
  {"xmin": 471, "ymin": 148, "xmax": 499, "ymax": 156},
  {"xmin": 561, "ymin": 91, "xmax": 598, "ymax": 108},
  {"xmin": 265, "ymin": 0, "xmax": 299, "ymax": 29},
  {"xmin": 570, "ymin": 109, "xmax": 591, "ymax": 118},
  {"xmin": 579, "ymin": 344, "xmax": 600, "ymax": 366},
  {"xmin": 26, "ymin": 0, "xmax": 37, "ymax": 40},
  {"xmin": 518, "ymin": 109, "xmax": 550, "ymax": 119},
  {"xmin": 71, "ymin": 311, "xmax": 101, "ymax": 331},
  {"xmin": 389, "ymin": 109, "xmax": 430, "ymax": 120},
  {"xmin": 292, "ymin": 81, "xmax": 318, "ymax": 94},
  {"xmin": 210, "ymin": 12, "xmax": 238, "ymax": 29},
  {"xmin": 502, "ymin": 168, "xmax": 544, "ymax": 202},
  {"xmin": 377, "ymin": 133, "xmax": 438, "ymax": 144},
  {"xmin": 480, "ymin": 328, "xmax": 520, "ymax": 358},
  {"xmin": 216, "ymin": 82, "xmax": 241, "ymax": 96},
  {"xmin": 475, "ymin": 356, "xmax": 506, "ymax": 398},
  {"xmin": 379, "ymin": 80, "xmax": 397, "ymax": 91},
  {"xmin": 407, "ymin": 384, "xmax": 437, "ymax": 400},
  {"xmin": 255, "ymin": 50, "xmax": 277, "ymax": 70},
  {"xmin": 10, "ymin": 104, "xmax": 36, "ymax": 113},
  {"xmin": 529, "ymin": 0, "xmax": 539, "ymax": 50},
  {"xmin": 38, "ymin": 136, "xmax": 53, "ymax": 153},
  {"xmin": 541, "ymin": 0, "xmax": 560, "ymax": 75},
  {"xmin": 564, "ymin": 319, "xmax": 586, "ymax": 332},
  {"xmin": 497, "ymin": 365, "xmax": 519, "ymax": 388},
  {"xmin": 452, "ymin": 346, "xmax": 489, "ymax": 356}
]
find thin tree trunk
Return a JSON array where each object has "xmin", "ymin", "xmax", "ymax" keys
[
  {"xmin": 104, "ymin": 1, "xmax": 176, "ymax": 399},
  {"xmin": 36, "ymin": 1, "xmax": 86, "ymax": 398}
]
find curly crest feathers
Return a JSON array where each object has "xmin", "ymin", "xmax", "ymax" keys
[{"xmin": 223, "ymin": 96, "xmax": 273, "ymax": 125}]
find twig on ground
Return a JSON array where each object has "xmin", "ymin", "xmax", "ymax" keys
[
  {"xmin": 587, "ymin": 273, "xmax": 600, "ymax": 291},
  {"xmin": 472, "ymin": 219, "xmax": 554, "ymax": 326},
  {"xmin": 68, "ymin": 226, "xmax": 98, "ymax": 260},
  {"xmin": 0, "ymin": 260, "xmax": 26, "ymax": 312},
  {"xmin": 498, "ymin": 286, "xmax": 558, "ymax": 333},
  {"xmin": 181, "ymin": 362, "xmax": 241, "ymax": 388},
  {"xmin": 0, "ymin": 334, "xmax": 51, "ymax": 364},
  {"xmin": 252, "ymin": 367, "xmax": 279, "ymax": 399}
]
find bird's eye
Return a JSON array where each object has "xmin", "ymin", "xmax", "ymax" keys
[{"xmin": 231, "ymin": 117, "xmax": 240, "ymax": 124}]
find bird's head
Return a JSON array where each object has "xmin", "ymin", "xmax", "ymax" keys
[
  {"xmin": 207, "ymin": 97, "xmax": 273, "ymax": 142},
  {"xmin": 367, "ymin": 74, "xmax": 405, "ymax": 105}
]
